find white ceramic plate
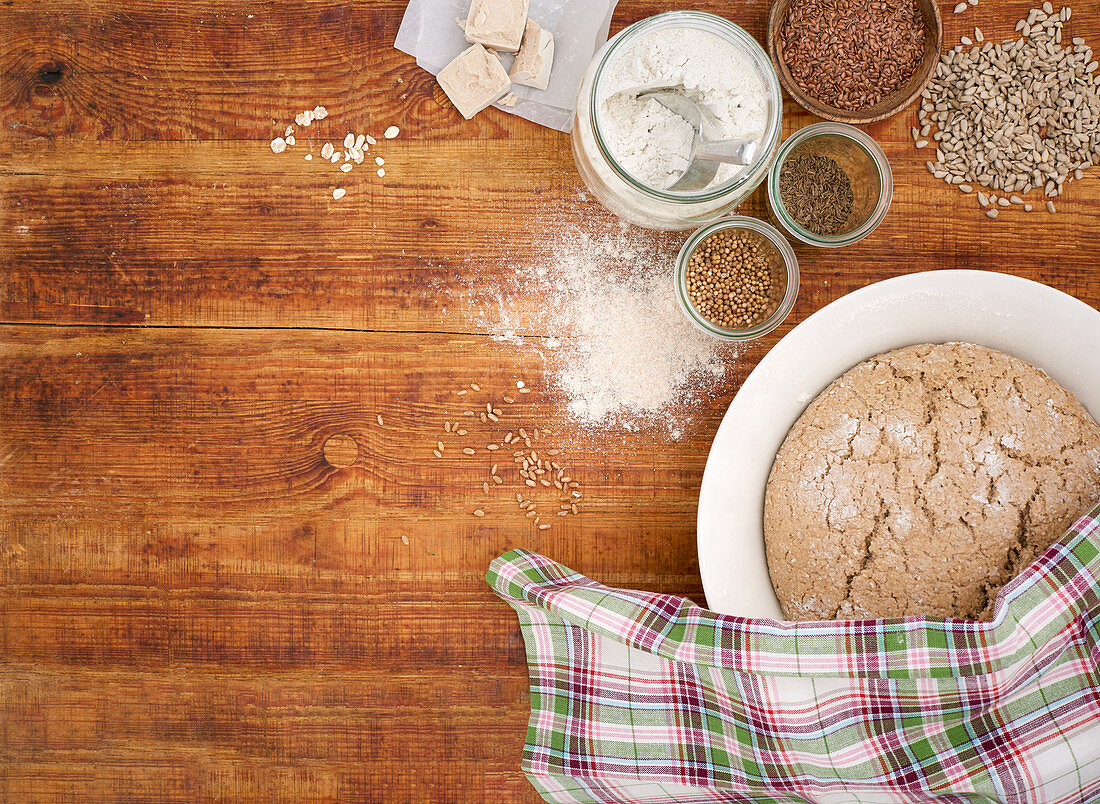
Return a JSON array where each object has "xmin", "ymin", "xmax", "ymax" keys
[{"xmin": 697, "ymin": 270, "xmax": 1100, "ymax": 618}]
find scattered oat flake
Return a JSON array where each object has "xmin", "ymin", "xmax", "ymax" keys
[
  {"xmin": 305, "ymin": 154, "xmax": 313, "ymax": 161},
  {"xmin": 377, "ymin": 168, "xmax": 386, "ymax": 178},
  {"xmin": 384, "ymin": 126, "xmax": 400, "ymax": 139},
  {"xmin": 366, "ymin": 135, "xmax": 377, "ymax": 146},
  {"xmin": 376, "ymin": 157, "xmax": 386, "ymax": 166},
  {"xmin": 341, "ymin": 163, "xmax": 354, "ymax": 172},
  {"xmin": 270, "ymin": 137, "xmax": 287, "ymax": 153},
  {"xmin": 330, "ymin": 153, "xmax": 340, "ymax": 164},
  {"xmin": 377, "ymin": 415, "xmax": 384, "ymax": 426},
  {"xmin": 400, "ymin": 534, "xmax": 409, "ymax": 545},
  {"xmin": 355, "ymin": 134, "xmax": 366, "ymax": 150},
  {"xmin": 285, "ymin": 125, "xmax": 295, "ymax": 137},
  {"xmin": 344, "ymin": 133, "xmax": 355, "ymax": 149},
  {"xmin": 286, "ymin": 135, "xmax": 296, "ymax": 146},
  {"xmin": 313, "ymin": 106, "xmax": 328, "ymax": 119},
  {"xmin": 333, "ymin": 188, "xmax": 347, "ymax": 200},
  {"xmin": 321, "ymin": 142, "xmax": 334, "ymax": 159}
]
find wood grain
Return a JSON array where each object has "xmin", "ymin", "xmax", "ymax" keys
[{"xmin": 2, "ymin": 0, "xmax": 1099, "ymax": 802}]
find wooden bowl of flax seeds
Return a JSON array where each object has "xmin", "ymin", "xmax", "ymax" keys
[{"xmin": 766, "ymin": 0, "xmax": 942, "ymax": 124}]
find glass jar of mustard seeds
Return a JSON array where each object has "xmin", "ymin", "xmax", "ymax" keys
[{"xmin": 571, "ymin": 11, "xmax": 784, "ymax": 231}]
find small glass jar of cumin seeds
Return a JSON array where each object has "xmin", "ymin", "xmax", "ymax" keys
[
  {"xmin": 674, "ymin": 217, "xmax": 799, "ymax": 341},
  {"xmin": 767, "ymin": 122, "xmax": 893, "ymax": 248}
]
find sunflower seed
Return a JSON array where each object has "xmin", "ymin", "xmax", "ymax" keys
[
  {"xmin": 954, "ymin": 2, "xmax": 966, "ymax": 11},
  {"xmin": 1047, "ymin": 200, "xmax": 1056, "ymax": 213},
  {"xmin": 986, "ymin": 208, "xmax": 999, "ymax": 218}
]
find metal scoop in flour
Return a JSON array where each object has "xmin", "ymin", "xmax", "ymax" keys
[{"xmin": 638, "ymin": 87, "xmax": 759, "ymax": 192}]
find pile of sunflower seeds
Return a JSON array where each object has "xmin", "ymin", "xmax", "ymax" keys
[{"xmin": 916, "ymin": 3, "xmax": 1098, "ymax": 218}]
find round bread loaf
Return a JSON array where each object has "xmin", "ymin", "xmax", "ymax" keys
[{"xmin": 764, "ymin": 342, "xmax": 1100, "ymax": 621}]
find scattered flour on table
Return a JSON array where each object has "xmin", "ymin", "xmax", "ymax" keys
[{"xmin": 479, "ymin": 221, "xmax": 737, "ymax": 436}]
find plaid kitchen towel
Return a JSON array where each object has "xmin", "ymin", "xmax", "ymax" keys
[{"xmin": 487, "ymin": 502, "xmax": 1100, "ymax": 804}]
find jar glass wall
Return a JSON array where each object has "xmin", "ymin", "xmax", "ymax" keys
[{"xmin": 571, "ymin": 11, "xmax": 783, "ymax": 231}]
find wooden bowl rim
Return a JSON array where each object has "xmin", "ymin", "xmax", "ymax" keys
[{"xmin": 765, "ymin": 0, "xmax": 944, "ymax": 125}]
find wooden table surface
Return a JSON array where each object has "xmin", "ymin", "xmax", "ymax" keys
[{"xmin": 1, "ymin": 0, "xmax": 1097, "ymax": 801}]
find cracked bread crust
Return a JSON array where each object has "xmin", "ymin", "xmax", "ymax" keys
[{"xmin": 763, "ymin": 342, "xmax": 1100, "ymax": 621}]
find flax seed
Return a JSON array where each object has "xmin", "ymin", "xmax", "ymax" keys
[
  {"xmin": 463, "ymin": 448, "xmax": 475, "ymax": 455},
  {"xmin": 471, "ymin": 383, "xmax": 481, "ymax": 391},
  {"xmin": 433, "ymin": 450, "xmax": 442, "ymax": 458},
  {"xmin": 473, "ymin": 509, "xmax": 485, "ymax": 517},
  {"xmin": 487, "ymin": 413, "xmax": 499, "ymax": 422},
  {"xmin": 457, "ymin": 390, "xmax": 468, "ymax": 396},
  {"xmin": 503, "ymin": 396, "xmax": 515, "ymax": 403},
  {"xmin": 457, "ymin": 429, "xmax": 468, "ymax": 436},
  {"xmin": 538, "ymin": 524, "xmax": 550, "ymax": 530}
]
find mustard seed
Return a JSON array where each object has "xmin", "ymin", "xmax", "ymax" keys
[{"xmin": 685, "ymin": 229, "xmax": 783, "ymax": 331}]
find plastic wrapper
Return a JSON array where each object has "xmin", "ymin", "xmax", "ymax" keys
[{"xmin": 395, "ymin": 0, "xmax": 619, "ymax": 132}]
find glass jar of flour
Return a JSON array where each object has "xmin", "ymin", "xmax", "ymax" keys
[{"xmin": 572, "ymin": 11, "xmax": 783, "ymax": 231}]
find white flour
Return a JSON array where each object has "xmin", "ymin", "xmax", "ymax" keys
[
  {"xmin": 598, "ymin": 27, "xmax": 769, "ymax": 190},
  {"xmin": 474, "ymin": 220, "xmax": 738, "ymax": 436}
]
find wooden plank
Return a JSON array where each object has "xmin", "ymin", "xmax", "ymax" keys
[
  {"xmin": 0, "ymin": 326, "xmax": 720, "ymax": 600},
  {"xmin": 2, "ymin": 665, "xmax": 532, "ymax": 803},
  {"xmin": 2, "ymin": 2, "xmax": 1097, "ymax": 330}
]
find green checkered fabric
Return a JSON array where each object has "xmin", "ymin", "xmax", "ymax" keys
[{"xmin": 489, "ymin": 502, "xmax": 1100, "ymax": 803}]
